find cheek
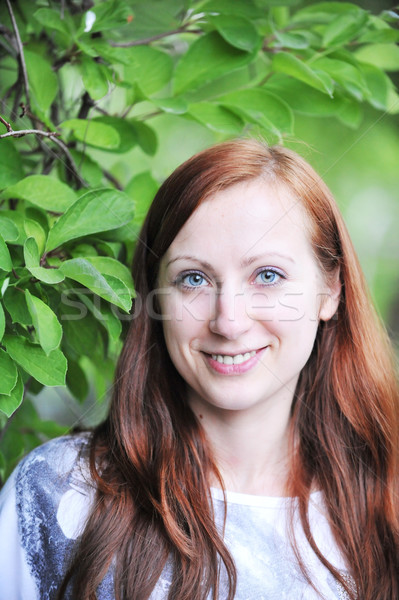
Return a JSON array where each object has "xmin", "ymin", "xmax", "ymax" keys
[
  {"xmin": 160, "ymin": 290, "xmax": 212, "ymax": 348},
  {"xmin": 160, "ymin": 290, "xmax": 213, "ymax": 325},
  {"xmin": 248, "ymin": 287, "xmax": 321, "ymax": 326}
]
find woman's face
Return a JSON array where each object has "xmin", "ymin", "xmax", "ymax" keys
[{"xmin": 157, "ymin": 178, "xmax": 338, "ymax": 421}]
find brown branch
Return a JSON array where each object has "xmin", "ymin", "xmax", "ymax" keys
[
  {"xmin": 5, "ymin": 0, "xmax": 31, "ymax": 110},
  {"xmin": 0, "ymin": 115, "xmax": 12, "ymax": 132},
  {"xmin": 103, "ymin": 169, "xmax": 123, "ymax": 190},
  {"xmin": 0, "ymin": 117, "xmax": 88, "ymax": 188},
  {"xmin": 0, "ymin": 129, "xmax": 60, "ymax": 139},
  {"xmin": 109, "ymin": 25, "xmax": 198, "ymax": 47},
  {"xmin": 49, "ymin": 136, "xmax": 88, "ymax": 187}
]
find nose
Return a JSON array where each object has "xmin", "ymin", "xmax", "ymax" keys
[{"xmin": 209, "ymin": 286, "xmax": 251, "ymax": 340}]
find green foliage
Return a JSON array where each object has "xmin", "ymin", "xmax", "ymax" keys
[{"xmin": 0, "ymin": 0, "xmax": 398, "ymax": 480}]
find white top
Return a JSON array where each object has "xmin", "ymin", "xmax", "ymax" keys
[{"xmin": 0, "ymin": 435, "xmax": 353, "ymax": 599}]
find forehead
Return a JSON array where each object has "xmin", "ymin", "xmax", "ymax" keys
[{"xmin": 163, "ymin": 178, "xmax": 313, "ymax": 263}]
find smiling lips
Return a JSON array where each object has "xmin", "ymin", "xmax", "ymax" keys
[
  {"xmin": 211, "ymin": 351, "xmax": 256, "ymax": 365},
  {"xmin": 203, "ymin": 347, "xmax": 267, "ymax": 375}
]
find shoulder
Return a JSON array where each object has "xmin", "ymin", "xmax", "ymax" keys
[
  {"xmin": 0, "ymin": 433, "xmax": 95, "ymax": 600},
  {"xmin": 15, "ymin": 432, "xmax": 95, "ymax": 538}
]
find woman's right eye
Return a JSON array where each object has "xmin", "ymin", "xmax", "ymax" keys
[{"xmin": 178, "ymin": 272, "xmax": 208, "ymax": 289}]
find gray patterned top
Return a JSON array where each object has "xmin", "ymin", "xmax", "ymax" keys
[{"xmin": 0, "ymin": 435, "xmax": 353, "ymax": 599}]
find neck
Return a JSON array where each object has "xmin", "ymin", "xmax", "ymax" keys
[{"xmin": 190, "ymin": 395, "xmax": 293, "ymax": 497}]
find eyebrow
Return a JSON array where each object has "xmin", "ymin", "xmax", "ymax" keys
[{"xmin": 166, "ymin": 252, "xmax": 295, "ymax": 270}]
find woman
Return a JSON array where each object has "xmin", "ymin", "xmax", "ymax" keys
[{"xmin": 0, "ymin": 139, "xmax": 398, "ymax": 600}]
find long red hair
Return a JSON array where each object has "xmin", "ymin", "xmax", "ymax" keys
[{"xmin": 59, "ymin": 139, "xmax": 399, "ymax": 599}]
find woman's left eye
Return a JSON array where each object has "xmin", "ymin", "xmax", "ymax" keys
[{"xmin": 254, "ymin": 269, "xmax": 283, "ymax": 286}]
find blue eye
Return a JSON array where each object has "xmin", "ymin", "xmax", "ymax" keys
[
  {"xmin": 179, "ymin": 272, "xmax": 207, "ymax": 288},
  {"xmin": 254, "ymin": 269, "xmax": 282, "ymax": 286}
]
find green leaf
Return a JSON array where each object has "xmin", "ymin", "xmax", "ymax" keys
[
  {"xmin": 25, "ymin": 207, "xmax": 49, "ymax": 234},
  {"xmin": 34, "ymin": 8, "xmax": 71, "ymax": 35},
  {"xmin": 272, "ymin": 52, "xmax": 334, "ymax": 96},
  {"xmin": 0, "ymin": 218, "xmax": 19, "ymax": 243},
  {"xmin": 92, "ymin": 116, "xmax": 137, "ymax": 154},
  {"xmin": 153, "ymin": 97, "xmax": 188, "ymax": 115},
  {"xmin": 3, "ymin": 335, "xmax": 67, "ymax": 387},
  {"xmin": 78, "ymin": 256, "xmax": 134, "ymax": 296},
  {"xmin": 125, "ymin": 171, "xmax": 158, "ymax": 227},
  {"xmin": 60, "ymin": 258, "xmax": 132, "ymax": 312},
  {"xmin": 3, "ymin": 287, "xmax": 32, "ymax": 326},
  {"xmin": 59, "ymin": 119, "xmax": 120, "ymax": 149},
  {"xmin": 78, "ymin": 55, "xmax": 109, "ymax": 100},
  {"xmin": 200, "ymin": 0, "xmax": 265, "ymax": 19},
  {"xmin": 0, "ymin": 212, "xmax": 27, "ymax": 245},
  {"xmin": 208, "ymin": 15, "xmax": 260, "ymax": 52},
  {"xmin": 0, "ymin": 302, "xmax": 5, "ymax": 342},
  {"xmin": 74, "ymin": 291, "xmax": 122, "ymax": 342},
  {"xmin": 0, "ymin": 140, "xmax": 24, "ymax": 189},
  {"xmin": 68, "ymin": 150, "xmax": 104, "ymax": 187},
  {"xmin": 174, "ymin": 32, "xmax": 255, "ymax": 95},
  {"xmin": 312, "ymin": 57, "xmax": 368, "ymax": 101},
  {"xmin": 188, "ymin": 103, "xmax": 244, "ymax": 134},
  {"xmin": 79, "ymin": 0, "xmax": 132, "ymax": 33},
  {"xmin": 355, "ymin": 43, "xmax": 399, "ymax": 71},
  {"xmin": 129, "ymin": 121, "xmax": 158, "ymax": 156},
  {"xmin": 293, "ymin": 2, "xmax": 366, "ymax": 24},
  {"xmin": 219, "ymin": 88, "xmax": 294, "ymax": 134},
  {"xmin": 25, "ymin": 289, "xmax": 63, "ymax": 355},
  {"xmin": 117, "ymin": 1, "xmax": 179, "ymax": 40},
  {"xmin": 24, "ymin": 238, "xmax": 65, "ymax": 284},
  {"xmin": 323, "ymin": 10, "xmax": 368, "ymax": 47},
  {"xmin": 266, "ymin": 76, "xmax": 340, "ymax": 116},
  {"xmin": 60, "ymin": 302, "xmax": 100, "ymax": 358},
  {"xmin": 124, "ymin": 46, "xmax": 173, "ymax": 96},
  {"xmin": 66, "ymin": 359, "xmax": 89, "ymax": 403},
  {"xmin": 1, "ymin": 175, "xmax": 77, "ymax": 212},
  {"xmin": 24, "ymin": 219, "xmax": 46, "ymax": 256},
  {"xmin": 358, "ymin": 63, "xmax": 393, "ymax": 111},
  {"xmin": 0, "ymin": 371, "xmax": 24, "ymax": 418},
  {"xmin": 357, "ymin": 28, "xmax": 399, "ymax": 44},
  {"xmin": 274, "ymin": 31, "xmax": 310, "ymax": 49},
  {"xmin": 46, "ymin": 188, "xmax": 134, "ymax": 252},
  {"xmin": 82, "ymin": 40, "xmax": 132, "ymax": 65},
  {"xmin": 336, "ymin": 97, "xmax": 363, "ymax": 128},
  {"xmin": 24, "ymin": 49, "xmax": 58, "ymax": 112},
  {"xmin": 0, "ymin": 349, "xmax": 18, "ymax": 395},
  {"xmin": 0, "ymin": 235, "xmax": 12, "ymax": 273}
]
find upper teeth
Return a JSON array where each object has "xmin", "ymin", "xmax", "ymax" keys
[{"xmin": 211, "ymin": 351, "xmax": 256, "ymax": 365}]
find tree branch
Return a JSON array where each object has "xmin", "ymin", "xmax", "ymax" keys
[
  {"xmin": 5, "ymin": 0, "xmax": 31, "ymax": 110},
  {"xmin": 0, "ymin": 116, "xmax": 88, "ymax": 188},
  {"xmin": 0, "ymin": 115, "xmax": 12, "ymax": 132},
  {"xmin": 103, "ymin": 169, "xmax": 123, "ymax": 190},
  {"xmin": 109, "ymin": 25, "xmax": 201, "ymax": 47},
  {"xmin": 0, "ymin": 128, "xmax": 60, "ymax": 140},
  {"xmin": 49, "ymin": 136, "xmax": 88, "ymax": 188}
]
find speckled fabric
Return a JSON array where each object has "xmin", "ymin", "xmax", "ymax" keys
[{"xmin": 0, "ymin": 436, "xmax": 354, "ymax": 599}]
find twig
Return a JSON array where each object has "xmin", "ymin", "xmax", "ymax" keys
[
  {"xmin": 110, "ymin": 26, "xmax": 193, "ymax": 47},
  {"xmin": 0, "ymin": 129, "xmax": 60, "ymax": 139},
  {"xmin": 103, "ymin": 169, "xmax": 123, "ymax": 190},
  {"xmin": 0, "ymin": 116, "xmax": 88, "ymax": 187},
  {"xmin": 49, "ymin": 136, "xmax": 88, "ymax": 187},
  {"xmin": 0, "ymin": 115, "xmax": 12, "ymax": 132},
  {"xmin": 5, "ymin": 0, "xmax": 31, "ymax": 110}
]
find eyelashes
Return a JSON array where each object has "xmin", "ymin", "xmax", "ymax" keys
[
  {"xmin": 174, "ymin": 268, "xmax": 286, "ymax": 290},
  {"xmin": 174, "ymin": 270, "xmax": 209, "ymax": 290}
]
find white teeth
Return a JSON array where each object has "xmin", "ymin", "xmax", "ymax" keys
[{"xmin": 211, "ymin": 350, "xmax": 256, "ymax": 365}]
